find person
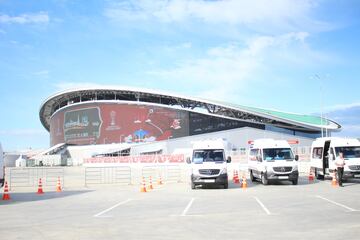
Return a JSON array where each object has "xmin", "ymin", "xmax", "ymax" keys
[{"xmin": 335, "ymin": 152, "xmax": 345, "ymax": 187}]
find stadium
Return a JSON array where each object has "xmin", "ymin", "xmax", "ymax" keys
[{"xmin": 38, "ymin": 86, "xmax": 341, "ymax": 165}]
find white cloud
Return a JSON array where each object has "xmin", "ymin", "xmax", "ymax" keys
[
  {"xmin": 54, "ymin": 82, "xmax": 109, "ymax": 91},
  {"xmin": 0, "ymin": 12, "xmax": 49, "ymax": 24},
  {"xmin": 163, "ymin": 42, "xmax": 192, "ymax": 52},
  {"xmin": 53, "ymin": 82, "xmax": 144, "ymax": 92},
  {"xmin": 0, "ymin": 129, "xmax": 48, "ymax": 136},
  {"xmin": 333, "ymin": 124, "xmax": 360, "ymax": 138},
  {"xmin": 33, "ymin": 70, "xmax": 50, "ymax": 77},
  {"xmin": 325, "ymin": 102, "xmax": 360, "ymax": 112},
  {"xmin": 148, "ymin": 32, "xmax": 310, "ymax": 100},
  {"xmin": 104, "ymin": 0, "xmax": 324, "ymax": 32}
]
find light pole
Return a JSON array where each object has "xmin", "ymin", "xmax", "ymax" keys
[{"xmin": 313, "ymin": 74, "xmax": 324, "ymax": 137}]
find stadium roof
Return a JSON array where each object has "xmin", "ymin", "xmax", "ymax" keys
[{"xmin": 39, "ymin": 86, "xmax": 341, "ymax": 132}]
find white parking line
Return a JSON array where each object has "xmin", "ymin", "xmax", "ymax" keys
[
  {"xmin": 94, "ymin": 199, "xmax": 132, "ymax": 217},
  {"xmin": 181, "ymin": 198, "xmax": 195, "ymax": 216},
  {"xmin": 254, "ymin": 197, "xmax": 271, "ymax": 215},
  {"xmin": 316, "ymin": 196, "xmax": 357, "ymax": 212}
]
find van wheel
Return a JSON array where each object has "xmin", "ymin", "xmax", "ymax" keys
[
  {"xmin": 261, "ymin": 173, "xmax": 268, "ymax": 185},
  {"xmin": 292, "ymin": 179, "xmax": 298, "ymax": 185},
  {"xmin": 250, "ymin": 171, "xmax": 255, "ymax": 182},
  {"xmin": 224, "ymin": 182, "xmax": 228, "ymax": 189},
  {"xmin": 191, "ymin": 182, "xmax": 196, "ymax": 189}
]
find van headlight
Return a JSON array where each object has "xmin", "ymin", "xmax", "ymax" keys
[
  {"xmin": 293, "ymin": 165, "xmax": 298, "ymax": 171},
  {"xmin": 220, "ymin": 168, "xmax": 227, "ymax": 174}
]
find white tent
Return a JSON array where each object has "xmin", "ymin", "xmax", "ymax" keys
[{"xmin": 15, "ymin": 155, "xmax": 27, "ymax": 167}]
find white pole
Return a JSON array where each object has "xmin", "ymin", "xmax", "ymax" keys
[{"xmin": 315, "ymin": 74, "xmax": 324, "ymax": 138}]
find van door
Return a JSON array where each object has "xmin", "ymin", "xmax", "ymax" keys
[
  {"xmin": 323, "ymin": 141, "xmax": 331, "ymax": 175},
  {"xmin": 249, "ymin": 148, "xmax": 260, "ymax": 178}
]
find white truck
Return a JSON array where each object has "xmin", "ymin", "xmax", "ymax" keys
[
  {"xmin": 186, "ymin": 139, "xmax": 231, "ymax": 189},
  {"xmin": 248, "ymin": 139, "xmax": 299, "ymax": 185},
  {"xmin": 0, "ymin": 142, "xmax": 4, "ymax": 187},
  {"xmin": 310, "ymin": 137, "xmax": 360, "ymax": 180}
]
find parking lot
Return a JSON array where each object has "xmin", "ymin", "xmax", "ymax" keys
[{"xmin": 1, "ymin": 176, "xmax": 360, "ymax": 240}]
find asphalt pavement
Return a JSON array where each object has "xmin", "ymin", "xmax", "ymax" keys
[{"xmin": 1, "ymin": 177, "xmax": 360, "ymax": 240}]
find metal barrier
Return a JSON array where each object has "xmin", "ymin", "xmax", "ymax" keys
[
  {"xmin": 165, "ymin": 165, "xmax": 182, "ymax": 182},
  {"xmin": 142, "ymin": 165, "xmax": 182, "ymax": 183},
  {"xmin": 85, "ymin": 166, "xmax": 131, "ymax": 186},
  {"xmin": 8, "ymin": 167, "xmax": 64, "ymax": 189}
]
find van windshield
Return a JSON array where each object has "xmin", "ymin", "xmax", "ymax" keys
[
  {"xmin": 335, "ymin": 147, "xmax": 360, "ymax": 159},
  {"xmin": 263, "ymin": 148, "xmax": 294, "ymax": 161},
  {"xmin": 193, "ymin": 149, "xmax": 225, "ymax": 163}
]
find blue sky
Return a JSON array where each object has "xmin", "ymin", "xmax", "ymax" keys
[{"xmin": 0, "ymin": 0, "xmax": 360, "ymax": 151}]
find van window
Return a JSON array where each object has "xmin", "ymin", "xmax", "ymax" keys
[
  {"xmin": 249, "ymin": 149, "xmax": 259, "ymax": 161},
  {"xmin": 312, "ymin": 147, "xmax": 323, "ymax": 159},
  {"xmin": 263, "ymin": 148, "xmax": 294, "ymax": 160},
  {"xmin": 193, "ymin": 149, "xmax": 225, "ymax": 162},
  {"xmin": 335, "ymin": 147, "xmax": 360, "ymax": 159}
]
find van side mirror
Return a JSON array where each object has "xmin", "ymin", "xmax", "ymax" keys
[
  {"xmin": 256, "ymin": 155, "xmax": 262, "ymax": 162},
  {"xmin": 226, "ymin": 156, "xmax": 232, "ymax": 163},
  {"xmin": 295, "ymin": 155, "xmax": 299, "ymax": 161},
  {"xmin": 186, "ymin": 157, "xmax": 191, "ymax": 164}
]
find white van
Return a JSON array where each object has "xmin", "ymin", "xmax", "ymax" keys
[
  {"xmin": 310, "ymin": 137, "xmax": 360, "ymax": 180},
  {"xmin": 0, "ymin": 143, "xmax": 4, "ymax": 187},
  {"xmin": 248, "ymin": 139, "xmax": 299, "ymax": 185},
  {"xmin": 186, "ymin": 139, "xmax": 231, "ymax": 189}
]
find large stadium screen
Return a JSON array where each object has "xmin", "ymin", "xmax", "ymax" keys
[{"xmin": 50, "ymin": 103, "xmax": 189, "ymax": 146}]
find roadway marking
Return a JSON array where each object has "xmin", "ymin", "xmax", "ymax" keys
[
  {"xmin": 254, "ymin": 197, "xmax": 271, "ymax": 215},
  {"xmin": 181, "ymin": 198, "xmax": 195, "ymax": 216},
  {"xmin": 94, "ymin": 199, "xmax": 132, "ymax": 217},
  {"xmin": 316, "ymin": 196, "xmax": 358, "ymax": 212}
]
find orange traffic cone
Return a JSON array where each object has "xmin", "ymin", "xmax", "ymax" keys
[
  {"xmin": 157, "ymin": 175, "xmax": 163, "ymax": 185},
  {"xmin": 234, "ymin": 171, "xmax": 240, "ymax": 184},
  {"xmin": 37, "ymin": 178, "xmax": 44, "ymax": 194},
  {"xmin": 308, "ymin": 171, "xmax": 314, "ymax": 182},
  {"xmin": 241, "ymin": 175, "xmax": 248, "ymax": 189},
  {"xmin": 2, "ymin": 181, "xmax": 10, "ymax": 200},
  {"xmin": 56, "ymin": 177, "xmax": 62, "ymax": 192},
  {"xmin": 140, "ymin": 177, "xmax": 147, "ymax": 193},
  {"xmin": 331, "ymin": 172, "xmax": 338, "ymax": 187},
  {"xmin": 148, "ymin": 176, "xmax": 154, "ymax": 190}
]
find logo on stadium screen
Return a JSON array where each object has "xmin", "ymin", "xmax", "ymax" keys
[
  {"xmin": 106, "ymin": 110, "xmax": 121, "ymax": 131},
  {"xmin": 64, "ymin": 107, "xmax": 102, "ymax": 144}
]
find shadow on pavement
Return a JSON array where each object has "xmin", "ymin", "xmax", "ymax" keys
[
  {"xmin": 193, "ymin": 180, "xmax": 258, "ymax": 190},
  {"xmin": 0, "ymin": 190, "xmax": 93, "ymax": 205},
  {"xmin": 236, "ymin": 176, "xmax": 323, "ymax": 186},
  {"xmin": 343, "ymin": 178, "xmax": 360, "ymax": 187}
]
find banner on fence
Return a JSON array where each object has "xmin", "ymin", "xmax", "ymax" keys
[{"xmin": 84, "ymin": 154, "xmax": 185, "ymax": 164}]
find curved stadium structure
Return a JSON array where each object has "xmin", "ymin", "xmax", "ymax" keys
[{"xmin": 40, "ymin": 87, "xmax": 341, "ymax": 147}]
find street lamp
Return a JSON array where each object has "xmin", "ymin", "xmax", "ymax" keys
[{"xmin": 312, "ymin": 74, "xmax": 324, "ymax": 138}]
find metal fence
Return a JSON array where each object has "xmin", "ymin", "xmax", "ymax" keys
[
  {"xmin": 142, "ymin": 165, "xmax": 182, "ymax": 183},
  {"xmin": 85, "ymin": 166, "xmax": 132, "ymax": 186},
  {"xmin": 8, "ymin": 167, "xmax": 64, "ymax": 189},
  {"xmin": 7, "ymin": 165, "xmax": 183, "ymax": 189}
]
